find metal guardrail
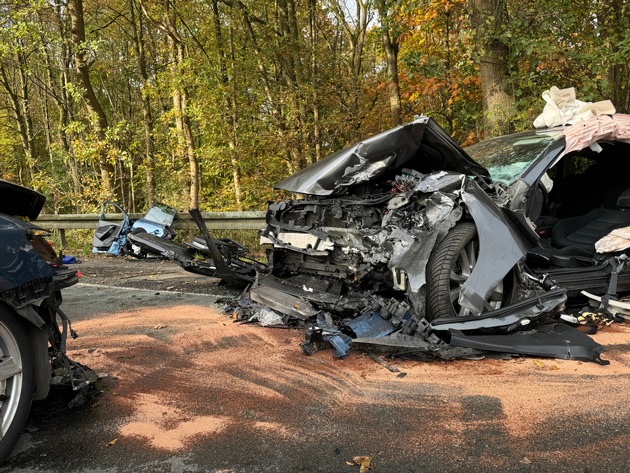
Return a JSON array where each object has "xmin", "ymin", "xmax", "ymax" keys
[{"xmin": 37, "ymin": 211, "xmax": 267, "ymax": 247}]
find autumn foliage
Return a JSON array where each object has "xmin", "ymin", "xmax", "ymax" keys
[{"xmin": 0, "ymin": 0, "xmax": 627, "ymax": 213}]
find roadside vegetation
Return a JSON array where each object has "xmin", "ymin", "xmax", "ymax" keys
[{"xmin": 1, "ymin": 0, "xmax": 628, "ymax": 215}]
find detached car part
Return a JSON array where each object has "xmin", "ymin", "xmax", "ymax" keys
[
  {"xmin": 93, "ymin": 202, "xmax": 264, "ymax": 287},
  {"xmin": 127, "ymin": 208, "xmax": 266, "ymax": 287}
]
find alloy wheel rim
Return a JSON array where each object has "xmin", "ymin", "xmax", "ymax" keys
[{"xmin": 0, "ymin": 322, "xmax": 23, "ymax": 437}]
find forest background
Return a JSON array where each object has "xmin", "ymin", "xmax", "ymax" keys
[{"xmin": 1, "ymin": 0, "xmax": 629, "ymax": 215}]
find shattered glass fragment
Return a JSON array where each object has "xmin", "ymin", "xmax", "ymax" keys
[{"xmin": 257, "ymin": 308, "xmax": 285, "ymax": 326}]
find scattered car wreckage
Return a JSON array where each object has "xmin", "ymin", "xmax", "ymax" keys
[
  {"xmin": 92, "ymin": 201, "xmax": 178, "ymax": 257},
  {"xmin": 127, "ymin": 208, "xmax": 266, "ymax": 286},
  {"xmin": 0, "ymin": 179, "xmax": 99, "ymax": 464},
  {"xmin": 231, "ymin": 114, "xmax": 630, "ymax": 365},
  {"xmin": 92, "ymin": 203, "xmax": 265, "ymax": 286}
]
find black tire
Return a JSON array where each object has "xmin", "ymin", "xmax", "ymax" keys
[
  {"xmin": 426, "ymin": 222, "xmax": 510, "ymax": 321},
  {"xmin": 0, "ymin": 306, "xmax": 36, "ymax": 464}
]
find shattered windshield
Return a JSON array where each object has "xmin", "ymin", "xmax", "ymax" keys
[{"xmin": 465, "ymin": 132, "xmax": 560, "ymax": 185}]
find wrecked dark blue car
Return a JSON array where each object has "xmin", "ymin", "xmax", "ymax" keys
[{"xmin": 0, "ymin": 179, "xmax": 97, "ymax": 463}]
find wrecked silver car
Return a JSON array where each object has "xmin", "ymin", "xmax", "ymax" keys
[
  {"xmin": 0, "ymin": 179, "xmax": 97, "ymax": 463},
  {"xmin": 241, "ymin": 115, "xmax": 630, "ymax": 364}
]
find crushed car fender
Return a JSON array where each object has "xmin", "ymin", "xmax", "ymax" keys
[{"xmin": 459, "ymin": 179, "xmax": 532, "ymax": 315}]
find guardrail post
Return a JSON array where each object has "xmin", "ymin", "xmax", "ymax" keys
[{"xmin": 59, "ymin": 229, "xmax": 67, "ymax": 249}]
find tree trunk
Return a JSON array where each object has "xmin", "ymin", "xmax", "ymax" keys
[
  {"xmin": 162, "ymin": 0, "xmax": 198, "ymax": 209},
  {"xmin": 45, "ymin": 4, "xmax": 82, "ymax": 199},
  {"xmin": 470, "ymin": 0, "xmax": 515, "ymax": 137},
  {"xmin": 227, "ymin": 0, "xmax": 296, "ymax": 175},
  {"xmin": 377, "ymin": 0, "xmax": 402, "ymax": 126},
  {"xmin": 39, "ymin": 74, "xmax": 54, "ymax": 164},
  {"xmin": 212, "ymin": 1, "xmax": 243, "ymax": 209},
  {"xmin": 57, "ymin": 24, "xmax": 82, "ymax": 198},
  {"xmin": 169, "ymin": 42, "xmax": 190, "ymax": 193},
  {"xmin": 0, "ymin": 63, "xmax": 34, "ymax": 185},
  {"xmin": 276, "ymin": 0, "xmax": 308, "ymax": 169},
  {"xmin": 17, "ymin": 51, "xmax": 37, "ymax": 178},
  {"xmin": 331, "ymin": 0, "xmax": 369, "ymax": 134},
  {"xmin": 228, "ymin": 22, "xmax": 243, "ymax": 209},
  {"xmin": 130, "ymin": 0, "xmax": 155, "ymax": 206},
  {"xmin": 182, "ymin": 89, "xmax": 199, "ymax": 209},
  {"xmin": 68, "ymin": 0, "xmax": 115, "ymax": 196},
  {"xmin": 601, "ymin": 0, "xmax": 630, "ymax": 113},
  {"xmin": 309, "ymin": 0, "xmax": 321, "ymax": 163}
]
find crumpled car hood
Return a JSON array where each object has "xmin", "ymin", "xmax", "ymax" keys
[
  {"xmin": 275, "ymin": 116, "xmax": 491, "ymax": 195},
  {"xmin": 0, "ymin": 178, "xmax": 46, "ymax": 220}
]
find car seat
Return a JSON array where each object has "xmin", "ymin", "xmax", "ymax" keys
[{"xmin": 551, "ymin": 188, "xmax": 630, "ymax": 252}]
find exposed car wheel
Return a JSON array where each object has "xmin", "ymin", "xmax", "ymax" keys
[
  {"xmin": 426, "ymin": 222, "xmax": 511, "ymax": 321},
  {"xmin": 0, "ymin": 307, "xmax": 35, "ymax": 464}
]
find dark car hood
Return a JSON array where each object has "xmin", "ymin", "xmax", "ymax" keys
[
  {"xmin": 275, "ymin": 116, "xmax": 491, "ymax": 195},
  {"xmin": 0, "ymin": 179, "xmax": 46, "ymax": 220}
]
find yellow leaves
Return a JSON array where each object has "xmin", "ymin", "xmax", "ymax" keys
[
  {"xmin": 533, "ymin": 359, "xmax": 560, "ymax": 371},
  {"xmin": 400, "ymin": 0, "xmax": 467, "ymax": 28},
  {"xmin": 460, "ymin": 131, "xmax": 477, "ymax": 147},
  {"xmin": 347, "ymin": 455, "xmax": 374, "ymax": 473}
]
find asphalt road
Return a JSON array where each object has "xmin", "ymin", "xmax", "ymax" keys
[{"xmin": 2, "ymin": 258, "xmax": 630, "ymax": 473}]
